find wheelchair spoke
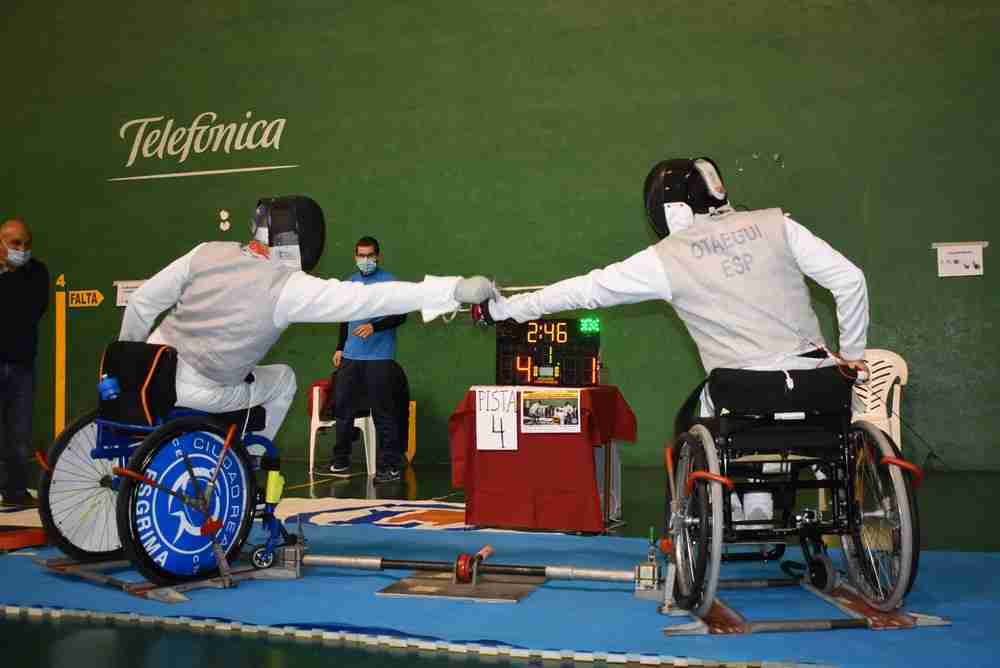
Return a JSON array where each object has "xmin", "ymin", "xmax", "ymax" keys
[
  {"xmin": 202, "ymin": 424, "xmax": 237, "ymax": 509},
  {"xmin": 113, "ymin": 467, "xmax": 203, "ymax": 510},
  {"xmin": 49, "ymin": 485, "xmax": 112, "ymax": 513},
  {"xmin": 60, "ymin": 429, "xmax": 104, "ymax": 479},
  {"xmin": 64, "ymin": 495, "xmax": 107, "ymax": 550},
  {"xmin": 179, "ymin": 448, "xmax": 207, "ymax": 505},
  {"xmin": 682, "ymin": 526, "xmax": 697, "ymax": 580}
]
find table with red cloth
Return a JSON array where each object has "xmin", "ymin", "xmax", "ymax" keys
[{"xmin": 448, "ymin": 385, "xmax": 637, "ymax": 533}]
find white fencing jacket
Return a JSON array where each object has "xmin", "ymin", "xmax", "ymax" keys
[
  {"xmin": 120, "ymin": 241, "xmax": 463, "ymax": 385},
  {"xmin": 489, "ymin": 210, "xmax": 868, "ymax": 373}
]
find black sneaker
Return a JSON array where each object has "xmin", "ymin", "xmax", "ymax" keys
[
  {"xmin": 1, "ymin": 492, "xmax": 39, "ymax": 509},
  {"xmin": 317, "ymin": 457, "xmax": 351, "ymax": 477},
  {"xmin": 373, "ymin": 467, "xmax": 401, "ymax": 484}
]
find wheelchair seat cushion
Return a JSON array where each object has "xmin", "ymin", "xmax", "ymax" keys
[
  {"xmin": 209, "ymin": 406, "xmax": 267, "ymax": 433},
  {"xmin": 708, "ymin": 365, "xmax": 852, "ymax": 414},
  {"xmin": 170, "ymin": 406, "xmax": 268, "ymax": 433},
  {"xmin": 98, "ymin": 341, "xmax": 178, "ymax": 426}
]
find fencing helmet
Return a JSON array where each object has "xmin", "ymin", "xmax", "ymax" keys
[
  {"xmin": 249, "ymin": 195, "xmax": 326, "ymax": 272},
  {"xmin": 643, "ymin": 157, "xmax": 728, "ymax": 238}
]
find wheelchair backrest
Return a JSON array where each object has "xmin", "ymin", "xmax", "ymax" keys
[
  {"xmin": 98, "ymin": 341, "xmax": 178, "ymax": 426},
  {"xmin": 707, "ymin": 366, "xmax": 853, "ymax": 452},
  {"xmin": 709, "ymin": 365, "xmax": 853, "ymax": 415}
]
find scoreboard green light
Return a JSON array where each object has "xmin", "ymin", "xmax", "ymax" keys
[{"xmin": 579, "ymin": 317, "xmax": 601, "ymax": 334}]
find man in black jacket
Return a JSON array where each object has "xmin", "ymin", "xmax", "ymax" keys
[{"xmin": 1, "ymin": 218, "xmax": 49, "ymax": 508}]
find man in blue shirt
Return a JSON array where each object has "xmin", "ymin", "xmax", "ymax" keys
[{"xmin": 328, "ymin": 236, "xmax": 408, "ymax": 483}]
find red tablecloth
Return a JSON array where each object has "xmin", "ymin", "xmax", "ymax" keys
[{"xmin": 448, "ymin": 385, "xmax": 637, "ymax": 533}]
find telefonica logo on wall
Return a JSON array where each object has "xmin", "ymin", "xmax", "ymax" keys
[{"xmin": 109, "ymin": 111, "xmax": 298, "ymax": 182}]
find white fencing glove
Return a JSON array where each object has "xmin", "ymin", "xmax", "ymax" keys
[{"xmin": 454, "ymin": 276, "xmax": 497, "ymax": 304}]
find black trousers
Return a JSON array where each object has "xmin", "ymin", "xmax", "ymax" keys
[
  {"xmin": 0, "ymin": 360, "xmax": 34, "ymax": 497},
  {"xmin": 333, "ymin": 359, "xmax": 407, "ymax": 469}
]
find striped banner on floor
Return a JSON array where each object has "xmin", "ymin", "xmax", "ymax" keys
[{"xmin": 275, "ymin": 498, "xmax": 470, "ymax": 530}]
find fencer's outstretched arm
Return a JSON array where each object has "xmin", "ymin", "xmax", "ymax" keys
[
  {"xmin": 119, "ymin": 244, "xmax": 203, "ymax": 342},
  {"xmin": 487, "ymin": 248, "xmax": 670, "ymax": 323},
  {"xmin": 278, "ymin": 273, "xmax": 495, "ymax": 326},
  {"xmin": 783, "ymin": 218, "xmax": 869, "ymax": 360}
]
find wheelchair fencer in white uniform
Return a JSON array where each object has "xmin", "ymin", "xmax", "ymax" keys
[
  {"xmin": 480, "ymin": 157, "xmax": 870, "ymax": 518},
  {"xmin": 40, "ymin": 195, "xmax": 498, "ymax": 572},
  {"xmin": 475, "ymin": 159, "xmax": 919, "ymax": 614}
]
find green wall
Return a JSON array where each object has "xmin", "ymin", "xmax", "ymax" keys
[{"xmin": 3, "ymin": 1, "xmax": 998, "ymax": 470}]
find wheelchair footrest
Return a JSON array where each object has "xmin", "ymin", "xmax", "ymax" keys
[
  {"xmin": 663, "ymin": 580, "xmax": 950, "ymax": 635},
  {"xmin": 35, "ymin": 549, "xmax": 304, "ymax": 604}
]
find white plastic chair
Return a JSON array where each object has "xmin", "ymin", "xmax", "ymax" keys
[
  {"xmin": 307, "ymin": 380, "xmax": 377, "ymax": 477},
  {"xmin": 851, "ymin": 349, "xmax": 908, "ymax": 450}
]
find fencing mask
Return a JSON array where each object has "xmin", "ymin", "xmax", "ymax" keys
[
  {"xmin": 250, "ymin": 195, "xmax": 326, "ymax": 272},
  {"xmin": 643, "ymin": 157, "xmax": 728, "ymax": 238}
]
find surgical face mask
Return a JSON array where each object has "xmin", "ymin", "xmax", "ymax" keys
[
  {"xmin": 356, "ymin": 257, "xmax": 377, "ymax": 275},
  {"xmin": 3, "ymin": 242, "xmax": 30, "ymax": 268}
]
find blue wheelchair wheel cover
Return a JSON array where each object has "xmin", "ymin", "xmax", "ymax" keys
[{"xmin": 131, "ymin": 430, "xmax": 251, "ymax": 577}]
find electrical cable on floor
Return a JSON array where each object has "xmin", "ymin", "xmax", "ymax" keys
[
  {"xmin": 897, "ymin": 414, "xmax": 950, "ymax": 472},
  {"xmin": 431, "ymin": 491, "xmax": 464, "ymax": 502}
]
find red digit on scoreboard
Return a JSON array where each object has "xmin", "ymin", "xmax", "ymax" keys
[{"xmin": 516, "ymin": 355, "xmax": 532, "ymax": 381}]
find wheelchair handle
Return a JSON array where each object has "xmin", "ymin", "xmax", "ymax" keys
[
  {"xmin": 840, "ymin": 359, "xmax": 870, "ymax": 385},
  {"xmin": 881, "ymin": 456, "xmax": 924, "ymax": 489}
]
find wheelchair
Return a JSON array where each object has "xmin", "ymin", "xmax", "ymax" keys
[
  {"xmin": 38, "ymin": 342, "xmax": 291, "ymax": 585},
  {"xmin": 664, "ymin": 365, "xmax": 922, "ymax": 617}
]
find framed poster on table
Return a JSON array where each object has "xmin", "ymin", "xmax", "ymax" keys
[{"xmin": 520, "ymin": 389, "xmax": 581, "ymax": 433}]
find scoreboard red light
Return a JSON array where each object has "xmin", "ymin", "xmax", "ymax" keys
[{"xmin": 495, "ymin": 318, "xmax": 601, "ymax": 387}]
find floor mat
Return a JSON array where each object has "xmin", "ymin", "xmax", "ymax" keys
[{"xmin": 1, "ymin": 520, "xmax": 993, "ymax": 668}]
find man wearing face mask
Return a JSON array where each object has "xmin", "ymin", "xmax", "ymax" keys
[
  {"xmin": 0, "ymin": 218, "xmax": 49, "ymax": 508},
  {"xmin": 327, "ymin": 236, "xmax": 409, "ymax": 483},
  {"xmin": 120, "ymin": 197, "xmax": 495, "ymax": 449}
]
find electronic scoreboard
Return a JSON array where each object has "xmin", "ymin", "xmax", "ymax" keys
[{"xmin": 495, "ymin": 317, "xmax": 601, "ymax": 387}]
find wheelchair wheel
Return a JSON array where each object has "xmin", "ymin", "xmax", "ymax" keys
[
  {"xmin": 808, "ymin": 553, "xmax": 839, "ymax": 593},
  {"xmin": 115, "ymin": 416, "xmax": 257, "ymax": 585},
  {"xmin": 38, "ymin": 410, "xmax": 124, "ymax": 561},
  {"xmin": 840, "ymin": 420, "xmax": 917, "ymax": 611},
  {"xmin": 671, "ymin": 425, "xmax": 723, "ymax": 617}
]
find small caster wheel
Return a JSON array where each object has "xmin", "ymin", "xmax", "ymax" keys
[
  {"xmin": 808, "ymin": 554, "xmax": 838, "ymax": 593},
  {"xmin": 251, "ymin": 546, "xmax": 275, "ymax": 569}
]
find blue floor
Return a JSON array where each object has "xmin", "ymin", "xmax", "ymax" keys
[{"xmin": 2, "ymin": 523, "xmax": 997, "ymax": 668}]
